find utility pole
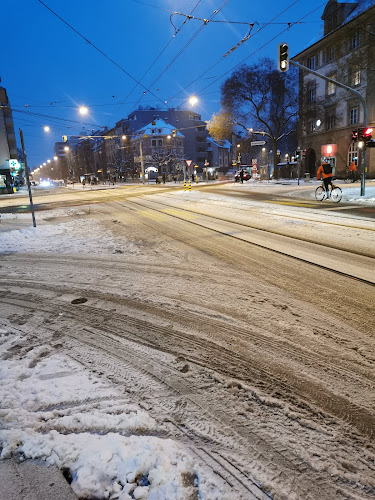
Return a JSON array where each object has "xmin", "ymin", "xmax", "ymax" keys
[
  {"xmin": 290, "ymin": 60, "xmax": 368, "ymax": 196},
  {"xmin": 19, "ymin": 129, "xmax": 36, "ymax": 227},
  {"xmin": 139, "ymin": 141, "xmax": 145, "ymax": 184}
]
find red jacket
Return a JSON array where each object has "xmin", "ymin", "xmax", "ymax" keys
[
  {"xmin": 317, "ymin": 164, "xmax": 333, "ymax": 180},
  {"xmin": 348, "ymin": 162, "xmax": 357, "ymax": 172}
]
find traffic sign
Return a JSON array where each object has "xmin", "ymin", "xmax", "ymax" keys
[
  {"xmin": 251, "ymin": 141, "xmax": 266, "ymax": 146},
  {"xmin": 9, "ymin": 159, "xmax": 21, "ymax": 170},
  {"xmin": 185, "ymin": 160, "xmax": 193, "ymax": 167}
]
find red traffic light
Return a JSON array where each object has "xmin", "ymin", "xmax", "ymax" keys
[
  {"xmin": 363, "ymin": 127, "xmax": 373, "ymax": 137},
  {"xmin": 352, "ymin": 130, "xmax": 358, "ymax": 140}
]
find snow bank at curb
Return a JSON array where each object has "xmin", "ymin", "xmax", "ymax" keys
[
  {"xmin": 0, "ymin": 219, "xmax": 139, "ymax": 255},
  {"xmin": 0, "ymin": 332, "xmax": 230, "ymax": 500}
]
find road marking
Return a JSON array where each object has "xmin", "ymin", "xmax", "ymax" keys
[
  {"xmin": 265, "ymin": 200, "xmax": 318, "ymax": 208},
  {"xmin": 162, "ymin": 209, "xmax": 197, "ymax": 219}
]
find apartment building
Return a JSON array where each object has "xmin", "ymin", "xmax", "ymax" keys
[{"xmin": 294, "ymin": 0, "xmax": 375, "ymax": 178}]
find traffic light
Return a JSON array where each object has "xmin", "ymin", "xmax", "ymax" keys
[
  {"xmin": 351, "ymin": 130, "xmax": 358, "ymax": 141},
  {"xmin": 278, "ymin": 43, "xmax": 289, "ymax": 72},
  {"xmin": 295, "ymin": 149, "xmax": 301, "ymax": 160},
  {"xmin": 358, "ymin": 127, "xmax": 373, "ymax": 140}
]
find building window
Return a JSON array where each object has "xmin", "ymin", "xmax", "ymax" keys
[
  {"xmin": 158, "ymin": 139, "xmax": 163, "ymax": 147},
  {"xmin": 194, "ymin": 115, "xmax": 200, "ymax": 120},
  {"xmin": 351, "ymin": 33, "xmax": 360, "ymax": 50},
  {"xmin": 189, "ymin": 115, "xmax": 193, "ymax": 120},
  {"xmin": 307, "ymin": 120, "xmax": 314, "ymax": 133},
  {"xmin": 348, "ymin": 143, "xmax": 358, "ymax": 166},
  {"xmin": 351, "ymin": 69, "xmax": 361, "ymax": 87},
  {"xmin": 327, "ymin": 74, "xmax": 336, "ymax": 95},
  {"xmin": 326, "ymin": 112, "xmax": 335, "ymax": 130},
  {"xmin": 323, "ymin": 46, "xmax": 335, "ymax": 63},
  {"xmin": 308, "ymin": 86, "xmax": 316, "ymax": 102},
  {"xmin": 197, "ymin": 126, "xmax": 205, "ymax": 132},
  {"xmin": 350, "ymin": 106, "xmax": 359, "ymax": 125},
  {"xmin": 151, "ymin": 139, "xmax": 157, "ymax": 147},
  {"xmin": 151, "ymin": 129, "xmax": 155, "ymax": 134},
  {"xmin": 307, "ymin": 56, "xmax": 316, "ymax": 70},
  {"xmin": 158, "ymin": 129, "xmax": 162, "ymax": 133}
]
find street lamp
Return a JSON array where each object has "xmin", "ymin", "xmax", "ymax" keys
[
  {"xmin": 44, "ymin": 126, "xmax": 50, "ymax": 133},
  {"xmin": 189, "ymin": 96, "xmax": 198, "ymax": 106},
  {"xmin": 54, "ymin": 156, "xmax": 58, "ymax": 161},
  {"xmin": 79, "ymin": 106, "xmax": 89, "ymax": 115},
  {"xmin": 47, "ymin": 159, "xmax": 51, "ymax": 163}
]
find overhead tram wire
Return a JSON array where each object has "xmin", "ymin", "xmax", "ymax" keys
[
  {"xmin": 120, "ymin": 0, "xmax": 204, "ymax": 107},
  {"xmin": 167, "ymin": 0, "xmax": 302, "ymax": 105},
  {"xmin": 132, "ymin": 0, "xmax": 232, "ymax": 110},
  {"xmin": 11, "ymin": 108, "xmax": 103, "ymax": 129},
  {"xmin": 172, "ymin": 0, "xmax": 327, "ymax": 108},
  {"xmin": 36, "ymin": 0, "xmax": 167, "ymax": 107}
]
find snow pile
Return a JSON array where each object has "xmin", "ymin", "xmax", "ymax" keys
[
  {"xmin": 0, "ymin": 331, "xmax": 229, "ymax": 500},
  {"xmin": 0, "ymin": 219, "xmax": 139, "ymax": 255}
]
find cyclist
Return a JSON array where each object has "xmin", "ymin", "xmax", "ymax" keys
[
  {"xmin": 348, "ymin": 161, "xmax": 357, "ymax": 182},
  {"xmin": 317, "ymin": 162, "xmax": 333, "ymax": 198}
]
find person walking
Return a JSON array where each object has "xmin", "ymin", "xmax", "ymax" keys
[
  {"xmin": 239, "ymin": 169, "xmax": 244, "ymax": 184},
  {"xmin": 348, "ymin": 161, "xmax": 357, "ymax": 182},
  {"xmin": 317, "ymin": 162, "xmax": 333, "ymax": 198}
]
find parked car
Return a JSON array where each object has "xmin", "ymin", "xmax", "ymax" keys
[{"xmin": 234, "ymin": 170, "xmax": 251, "ymax": 182}]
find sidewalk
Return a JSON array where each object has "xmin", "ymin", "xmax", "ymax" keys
[{"xmin": 0, "ymin": 458, "xmax": 77, "ymax": 500}]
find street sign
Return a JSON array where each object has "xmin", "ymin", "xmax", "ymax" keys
[
  {"xmin": 185, "ymin": 160, "xmax": 193, "ymax": 167},
  {"xmin": 251, "ymin": 141, "xmax": 266, "ymax": 146},
  {"xmin": 9, "ymin": 159, "xmax": 21, "ymax": 170}
]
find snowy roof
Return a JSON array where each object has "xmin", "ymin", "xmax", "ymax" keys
[
  {"xmin": 293, "ymin": 0, "xmax": 375, "ymax": 58},
  {"xmin": 206, "ymin": 136, "xmax": 232, "ymax": 150},
  {"xmin": 134, "ymin": 118, "xmax": 184, "ymax": 138}
]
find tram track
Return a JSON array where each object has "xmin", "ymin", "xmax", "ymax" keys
[
  {"xmin": 1, "ymin": 292, "xmax": 354, "ymax": 499},
  {"xmin": 118, "ymin": 198, "xmax": 375, "ymax": 286}
]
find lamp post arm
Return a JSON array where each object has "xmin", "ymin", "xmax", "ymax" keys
[{"xmin": 290, "ymin": 60, "xmax": 367, "ymax": 195}]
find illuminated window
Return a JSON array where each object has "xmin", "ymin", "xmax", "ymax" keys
[{"xmin": 327, "ymin": 74, "xmax": 336, "ymax": 95}]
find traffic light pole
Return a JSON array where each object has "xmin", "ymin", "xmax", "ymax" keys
[
  {"xmin": 290, "ymin": 60, "xmax": 367, "ymax": 196},
  {"xmin": 19, "ymin": 129, "xmax": 36, "ymax": 227}
]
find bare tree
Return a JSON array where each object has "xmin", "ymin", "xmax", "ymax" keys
[{"xmin": 216, "ymin": 57, "xmax": 298, "ymax": 179}]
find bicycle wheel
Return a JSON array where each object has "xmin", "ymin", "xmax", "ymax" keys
[
  {"xmin": 331, "ymin": 186, "xmax": 342, "ymax": 203},
  {"xmin": 315, "ymin": 186, "xmax": 325, "ymax": 201}
]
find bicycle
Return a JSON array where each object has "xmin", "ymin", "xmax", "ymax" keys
[
  {"xmin": 344, "ymin": 172, "xmax": 360, "ymax": 183},
  {"xmin": 315, "ymin": 181, "xmax": 342, "ymax": 202}
]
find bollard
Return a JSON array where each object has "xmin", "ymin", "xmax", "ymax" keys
[
  {"xmin": 184, "ymin": 179, "xmax": 186, "ymax": 191},
  {"xmin": 188, "ymin": 180, "xmax": 191, "ymax": 191}
]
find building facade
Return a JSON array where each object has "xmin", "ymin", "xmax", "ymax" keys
[
  {"xmin": 0, "ymin": 85, "xmax": 18, "ymax": 193},
  {"xmin": 295, "ymin": 0, "xmax": 375, "ymax": 178},
  {"xmin": 117, "ymin": 107, "xmax": 208, "ymax": 167},
  {"xmin": 131, "ymin": 118, "xmax": 185, "ymax": 177}
]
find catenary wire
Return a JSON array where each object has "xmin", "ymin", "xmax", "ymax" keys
[
  {"xmin": 133, "ymin": 0, "xmax": 232, "ymax": 110},
  {"xmin": 173, "ymin": 1, "xmax": 327, "ymax": 108},
  {"xmin": 167, "ymin": 0, "xmax": 302, "ymax": 104},
  {"xmin": 120, "ymin": 0, "xmax": 204, "ymax": 107},
  {"xmin": 36, "ymin": 0, "xmax": 167, "ymax": 107}
]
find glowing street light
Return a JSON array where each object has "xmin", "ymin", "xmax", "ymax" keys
[
  {"xmin": 47, "ymin": 159, "xmax": 51, "ymax": 163},
  {"xmin": 44, "ymin": 126, "xmax": 50, "ymax": 133},
  {"xmin": 54, "ymin": 156, "xmax": 58, "ymax": 161},
  {"xmin": 64, "ymin": 146, "xmax": 70, "ymax": 152},
  {"xmin": 122, "ymin": 135, "xmax": 127, "ymax": 140},
  {"xmin": 189, "ymin": 96, "xmax": 198, "ymax": 106},
  {"xmin": 43, "ymin": 162, "xmax": 47, "ymax": 166},
  {"xmin": 79, "ymin": 106, "xmax": 89, "ymax": 115}
]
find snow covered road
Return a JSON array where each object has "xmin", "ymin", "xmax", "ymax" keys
[{"xmin": 0, "ymin": 185, "xmax": 374, "ymax": 500}]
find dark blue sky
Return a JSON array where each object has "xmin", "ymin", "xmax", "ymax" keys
[{"xmin": 1, "ymin": 0, "xmax": 325, "ymax": 166}]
